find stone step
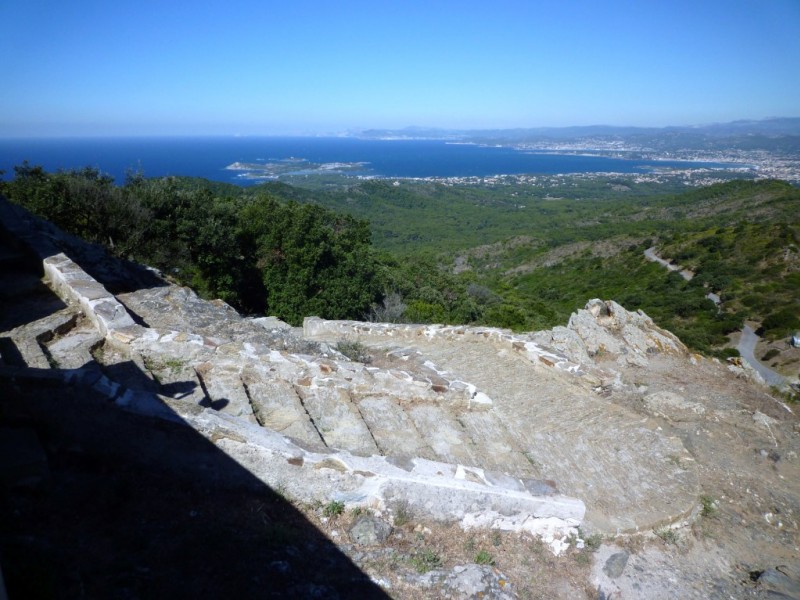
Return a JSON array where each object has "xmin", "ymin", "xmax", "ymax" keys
[
  {"xmin": 0, "ymin": 337, "xmax": 24, "ymax": 367},
  {"xmin": 0, "ymin": 269, "xmax": 69, "ymax": 334},
  {"xmin": 406, "ymin": 404, "xmax": 481, "ymax": 467},
  {"xmin": 0, "ymin": 308, "xmax": 78, "ymax": 369},
  {"xmin": 1, "ymin": 310, "xmax": 80, "ymax": 368},
  {"xmin": 45, "ymin": 326, "xmax": 104, "ymax": 369},
  {"xmin": 354, "ymin": 394, "xmax": 435, "ymax": 459},
  {"xmin": 193, "ymin": 362, "xmax": 257, "ymax": 423},
  {"xmin": 0, "ymin": 336, "xmax": 49, "ymax": 369},
  {"xmin": 95, "ymin": 342, "xmax": 161, "ymax": 394},
  {"xmin": 148, "ymin": 357, "xmax": 207, "ymax": 405},
  {"xmin": 167, "ymin": 403, "xmax": 586, "ymax": 542},
  {"xmin": 240, "ymin": 368, "xmax": 326, "ymax": 451},
  {"xmin": 406, "ymin": 335, "xmax": 700, "ymax": 533},
  {"xmin": 456, "ymin": 411, "xmax": 539, "ymax": 477},
  {"xmin": 293, "ymin": 383, "xmax": 379, "ymax": 457}
]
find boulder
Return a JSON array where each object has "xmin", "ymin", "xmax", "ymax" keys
[{"xmin": 348, "ymin": 515, "xmax": 392, "ymax": 545}]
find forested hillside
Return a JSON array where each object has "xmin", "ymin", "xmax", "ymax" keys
[
  {"xmin": 0, "ymin": 164, "xmax": 381, "ymax": 324},
  {"xmin": 2, "ymin": 165, "xmax": 798, "ymax": 357},
  {"xmin": 263, "ymin": 176, "xmax": 800, "ymax": 354}
]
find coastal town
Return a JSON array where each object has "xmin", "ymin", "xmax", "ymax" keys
[
  {"xmin": 229, "ymin": 139, "xmax": 800, "ymax": 189},
  {"xmin": 513, "ymin": 140, "xmax": 800, "ymax": 183},
  {"xmin": 386, "ymin": 141, "xmax": 800, "ymax": 188}
]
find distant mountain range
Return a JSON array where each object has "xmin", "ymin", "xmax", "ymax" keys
[{"xmin": 356, "ymin": 118, "xmax": 800, "ymax": 153}]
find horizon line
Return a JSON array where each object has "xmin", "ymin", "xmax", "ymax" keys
[{"xmin": 1, "ymin": 115, "xmax": 800, "ymax": 140}]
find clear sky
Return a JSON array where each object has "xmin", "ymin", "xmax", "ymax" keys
[{"xmin": 2, "ymin": 0, "xmax": 799, "ymax": 136}]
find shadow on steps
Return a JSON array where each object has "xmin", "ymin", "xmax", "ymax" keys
[{"xmin": 0, "ymin": 362, "xmax": 389, "ymax": 599}]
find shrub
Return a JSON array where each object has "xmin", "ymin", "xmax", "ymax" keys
[
  {"xmin": 336, "ymin": 340, "xmax": 372, "ymax": 363},
  {"xmin": 700, "ymin": 495, "xmax": 717, "ymax": 518},
  {"xmin": 760, "ymin": 309, "xmax": 800, "ymax": 339},
  {"xmin": 654, "ymin": 526, "xmax": 679, "ymax": 544},
  {"xmin": 410, "ymin": 549, "xmax": 442, "ymax": 573},
  {"xmin": 584, "ymin": 533, "xmax": 604, "ymax": 551},
  {"xmin": 369, "ymin": 291, "xmax": 407, "ymax": 322},
  {"xmin": 392, "ymin": 500, "xmax": 412, "ymax": 527},
  {"xmin": 714, "ymin": 347, "xmax": 740, "ymax": 360},
  {"xmin": 323, "ymin": 500, "xmax": 345, "ymax": 518}
]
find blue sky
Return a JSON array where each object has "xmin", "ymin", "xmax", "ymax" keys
[{"xmin": 2, "ymin": 0, "xmax": 799, "ymax": 136}]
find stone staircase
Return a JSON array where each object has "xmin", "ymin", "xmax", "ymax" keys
[
  {"xmin": 1, "ymin": 195, "xmax": 714, "ymax": 544},
  {"xmin": 0, "ymin": 197, "xmax": 589, "ymax": 551}
]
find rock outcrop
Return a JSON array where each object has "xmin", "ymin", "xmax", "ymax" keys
[{"xmin": 532, "ymin": 298, "xmax": 686, "ymax": 368}]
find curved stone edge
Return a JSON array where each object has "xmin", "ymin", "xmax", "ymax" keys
[
  {"xmin": 303, "ymin": 316, "xmax": 609, "ymax": 386},
  {"xmin": 194, "ymin": 408, "xmax": 585, "ymax": 521}
]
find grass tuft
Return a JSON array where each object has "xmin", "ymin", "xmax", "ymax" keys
[{"xmin": 323, "ymin": 500, "xmax": 345, "ymax": 518}]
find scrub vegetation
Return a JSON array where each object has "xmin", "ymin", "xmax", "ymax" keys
[{"xmin": 2, "ymin": 164, "xmax": 798, "ymax": 356}]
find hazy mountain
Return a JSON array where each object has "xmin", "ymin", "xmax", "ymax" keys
[{"xmin": 357, "ymin": 118, "xmax": 800, "ymax": 152}]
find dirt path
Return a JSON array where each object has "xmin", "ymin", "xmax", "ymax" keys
[
  {"xmin": 644, "ymin": 247, "xmax": 788, "ymax": 387},
  {"xmin": 644, "ymin": 246, "xmax": 694, "ymax": 280}
]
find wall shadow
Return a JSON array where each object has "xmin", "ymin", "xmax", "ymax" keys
[
  {"xmin": 0, "ymin": 196, "xmax": 389, "ymax": 598},
  {"xmin": 0, "ymin": 227, "xmax": 68, "ymax": 333},
  {"xmin": 0, "ymin": 362, "xmax": 389, "ymax": 599}
]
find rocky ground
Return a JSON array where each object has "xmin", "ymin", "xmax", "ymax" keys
[{"xmin": 2, "ymin": 198, "xmax": 800, "ymax": 599}]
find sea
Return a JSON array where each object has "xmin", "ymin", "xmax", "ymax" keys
[{"xmin": 0, "ymin": 136, "xmax": 735, "ymax": 186}]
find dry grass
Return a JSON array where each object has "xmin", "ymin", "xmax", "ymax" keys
[{"xmin": 306, "ymin": 506, "xmax": 597, "ymax": 599}]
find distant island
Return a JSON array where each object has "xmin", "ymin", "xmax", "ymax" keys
[{"xmin": 226, "ymin": 158, "xmax": 369, "ymax": 180}]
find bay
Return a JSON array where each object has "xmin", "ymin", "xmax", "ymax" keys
[{"xmin": 0, "ymin": 136, "xmax": 734, "ymax": 185}]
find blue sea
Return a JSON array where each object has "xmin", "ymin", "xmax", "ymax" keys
[{"xmin": 0, "ymin": 136, "xmax": 734, "ymax": 186}]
